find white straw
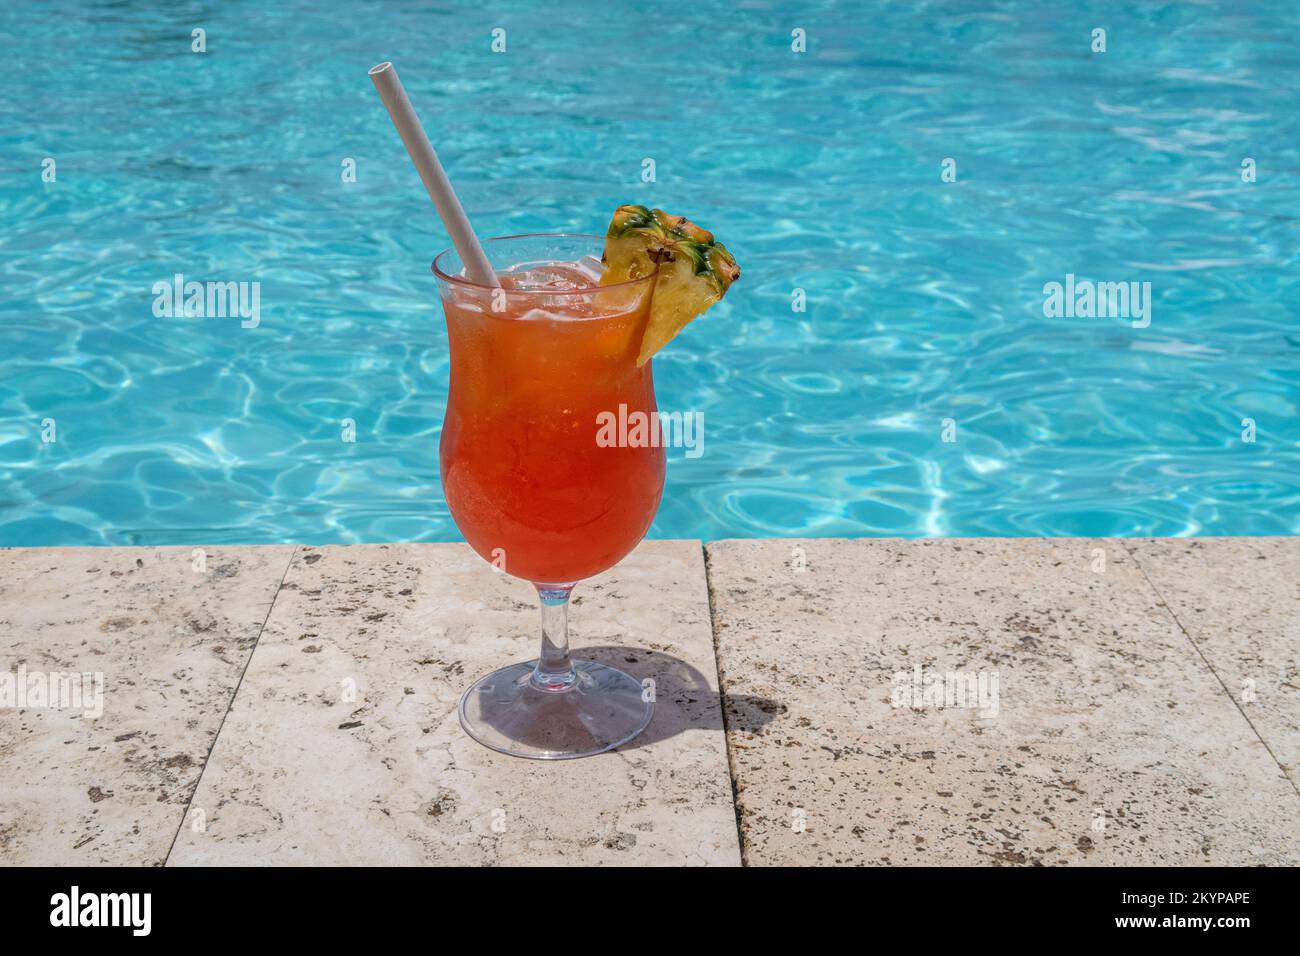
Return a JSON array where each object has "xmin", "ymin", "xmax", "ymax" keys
[{"xmin": 368, "ymin": 61, "xmax": 499, "ymax": 287}]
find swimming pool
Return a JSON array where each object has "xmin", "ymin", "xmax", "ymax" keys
[{"xmin": 2, "ymin": 1, "xmax": 1297, "ymax": 545}]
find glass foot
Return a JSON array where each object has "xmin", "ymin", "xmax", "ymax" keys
[{"xmin": 458, "ymin": 659, "xmax": 654, "ymax": 760}]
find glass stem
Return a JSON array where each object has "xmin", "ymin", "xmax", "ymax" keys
[{"xmin": 531, "ymin": 585, "xmax": 577, "ymax": 691}]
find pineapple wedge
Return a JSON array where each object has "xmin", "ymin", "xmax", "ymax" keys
[{"xmin": 600, "ymin": 205, "xmax": 739, "ymax": 366}]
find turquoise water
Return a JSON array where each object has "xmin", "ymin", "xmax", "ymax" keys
[{"xmin": 2, "ymin": 1, "xmax": 1297, "ymax": 546}]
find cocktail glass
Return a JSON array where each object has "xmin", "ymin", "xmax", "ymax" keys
[{"xmin": 433, "ymin": 234, "xmax": 664, "ymax": 759}]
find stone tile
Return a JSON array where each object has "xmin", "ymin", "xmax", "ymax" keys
[
  {"xmin": 1125, "ymin": 536, "xmax": 1300, "ymax": 786},
  {"xmin": 0, "ymin": 546, "xmax": 295, "ymax": 865},
  {"xmin": 706, "ymin": 538, "xmax": 1298, "ymax": 866},
  {"xmin": 729, "ymin": 738, "xmax": 1108, "ymax": 866},
  {"xmin": 168, "ymin": 541, "xmax": 739, "ymax": 866}
]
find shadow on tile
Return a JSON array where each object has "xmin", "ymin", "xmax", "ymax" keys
[{"xmin": 572, "ymin": 644, "xmax": 779, "ymax": 751}]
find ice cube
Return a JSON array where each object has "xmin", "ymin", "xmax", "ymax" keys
[
  {"xmin": 511, "ymin": 264, "xmax": 585, "ymax": 291},
  {"xmin": 573, "ymin": 255, "xmax": 606, "ymax": 283}
]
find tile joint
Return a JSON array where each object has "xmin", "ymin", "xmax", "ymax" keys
[
  {"xmin": 162, "ymin": 545, "xmax": 301, "ymax": 865},
  {"xmin": 701, "ymin": 541, "xmax": 748, "ymax": 866},
  {"xmin": 1119, "ymin": 539, "xmax": 1299, "ymax": 799}
]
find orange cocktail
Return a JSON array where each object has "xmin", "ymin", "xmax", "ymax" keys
[
  {"xmin": 434, "ymin": 234, "xmax": 663, "ymax": 759},
  {"xmin": 437, "ymin": 257, "xmax": 664, "ymax": 585},
  {"xmin": 371, "ymin": 56, "xmax": 740, "ymax": 762}
]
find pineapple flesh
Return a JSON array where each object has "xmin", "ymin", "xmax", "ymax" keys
[{"xmin": 600, "ymin": 205, "xmax": 740, "ymax": 366}]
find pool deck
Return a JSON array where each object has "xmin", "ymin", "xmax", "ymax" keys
[{"xmin": 1, "ymin": 537, "xmax": 1296, "ymax": 866}]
